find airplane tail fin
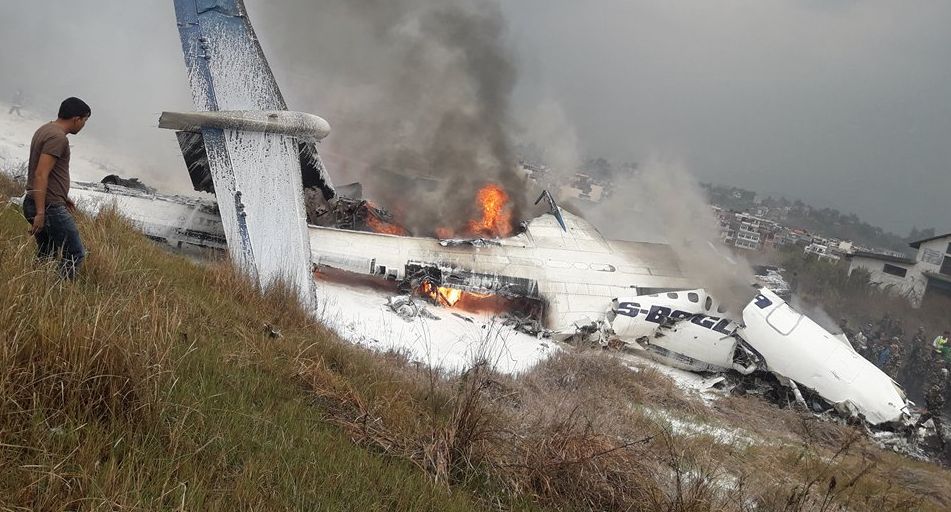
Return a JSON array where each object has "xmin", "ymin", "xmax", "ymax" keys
[{"xmin": 535, "ymin": 190, "xmax": 568, "ymax": 232}]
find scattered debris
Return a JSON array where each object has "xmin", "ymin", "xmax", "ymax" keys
[
  {"xmin": 312, "ymin": 196, "xmax": 408, "ymax": 235},
  {"xmin": 753, "ymin": 265, "xmax": 791, "ymax": 298},
  {"xmin": 500, "ymin": 312, "xmax": 548, "ymax": 337},
  {"xmin": 872, "ymin": 430, "xmax": 931, "ymax": 461},
  {"xmin": 386, "ymin": 295, "xmax": 440, "ymax": 322},
  {"xmin": 264, "ymin": 323, "xmax": 282, "ymax": 339},
  {"xmin": 438, "ymin": 238, "xmax": 503, "ymax": 248},
  {"xmin": 101, "ymin": 174, "xmax": 156, "ymax": 194},
  {"xmin": 451, "ymin": 312, "xmax": 475, "ymax": 323}
]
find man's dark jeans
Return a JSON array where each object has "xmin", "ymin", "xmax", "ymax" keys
[{"xmin": 22, "ymin": 195, "xmax": 86, "ymax": 279}]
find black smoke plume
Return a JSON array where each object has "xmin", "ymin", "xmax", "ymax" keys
[{"xmin": 256, "ymin": 0, "xmax": 526, "ymax": 235}]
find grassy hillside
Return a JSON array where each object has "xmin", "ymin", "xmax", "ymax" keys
[
  {"xmin": 3, "ymin": 172, "xmax": 951, "ymax": 511},
  {"xmin": 0, "ymin": 175, "xmax": 496, "ymax": 511}
]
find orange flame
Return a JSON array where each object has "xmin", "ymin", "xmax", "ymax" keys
[
  {"xmin": 421, "ymin": 281, "xmax": 459, "ymax": 306},
  {"xmin": 419, "ymin": 281, "xmax": 493, "ymax": 308},
  {"xmin": 464, "ymin": 184, "xmax": 513, "ymax": 238},
  {"xmin": 367, "ymin": 215, "xmax": 409, "ymax": 236},
  {"xmin": 439, "ymin": 287, "xmax": 463, "ymax": 306}
]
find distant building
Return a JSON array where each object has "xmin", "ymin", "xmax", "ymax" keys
[
  {"xmin": 715, "ymin": 209, "xmax": 765, "ymax": 251},
  {"xmin": 735, "ymin": 213, "xmax": 762, "ymax": 250},
  {"xmin": 846, "ymin": 251, "xmax": 918, "ymax": 299},
  {"xmin": 804, "ymin": 243, "xmax": 840, "ymax": 263},
  {"xmin": 558, "ymin": 173, "xmax": 606, "ymax": 203},
  {"xmin": 837, "ymin": 240, "xmax": 854, "ymax": 254},
  {"xmin": 846, "ymin": 232, "xmax": 951, "ymax": 307},
  {"xmin": 909, "ymin": 233, "xmax": 951, "ymax": 304}
]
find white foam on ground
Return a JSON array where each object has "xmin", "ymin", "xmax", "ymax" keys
[
  {"xmin": 616, "ymin": 351, "xmax": 728, "ymax": 402},
  {"xmin": 314, "ymin": 279, "xmax": 559, "ymax": 374},
  {"xmin": 644, "ymin": 407, "xmax": 760, "ymax": 448}
]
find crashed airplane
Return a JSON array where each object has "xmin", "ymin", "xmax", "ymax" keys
[
  {"xmin": 610, "ymin": 288, "xmax": 908, "ymax": 425},
  {"xmin": 54, "ymin": 0, "xmax": 911, "ymax": 426}
]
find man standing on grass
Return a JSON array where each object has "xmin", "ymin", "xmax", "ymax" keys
[{"xmin": 22, "ymin": 97, "xmax": 90, "ymax": 280}]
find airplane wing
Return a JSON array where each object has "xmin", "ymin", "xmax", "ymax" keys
[{"xmin": 167, "ymin": 0, "xmax": 324, "ymax": 298}]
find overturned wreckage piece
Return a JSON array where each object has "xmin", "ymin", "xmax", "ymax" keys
[
  {"xmin": 610, "ymin": 288, "xmax": 909, "ymax": 425},
  {"xmin": 610, "ymin": 289, "xmax": 760, "ymax": 375},
  {"xmin": 69, "ymin": 178, "xmax": 226, "ymax": 251}
]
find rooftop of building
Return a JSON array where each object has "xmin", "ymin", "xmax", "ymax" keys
[
  {"xmin": 847, "ymin": 250, "xmax": 916, "ymax": 266},
  {"xmin": 909, "ymin": 232, "xmax": 951, "ymax": 249}
]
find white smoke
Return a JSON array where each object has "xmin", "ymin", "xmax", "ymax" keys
[{"xmin": 582, "ymin": 158, "xmax": 755, "ymax": 311}]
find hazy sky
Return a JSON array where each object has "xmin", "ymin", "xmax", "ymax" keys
[
  {"xmin": 1, "ymin": 1, "xmax": 948, "ymax": 234},
  {"xmin": 499, "ymin": 1, "xmax": 951, "ymax": 234}
]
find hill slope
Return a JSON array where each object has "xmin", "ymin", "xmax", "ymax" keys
[{"xmin": 0, "ymin": 175, "xmax": 500, "ymax": 511}]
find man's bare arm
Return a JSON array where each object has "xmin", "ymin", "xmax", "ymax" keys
[{"xmin": 28, "ymin": 153, "xmax": 56, "ymax": 235}]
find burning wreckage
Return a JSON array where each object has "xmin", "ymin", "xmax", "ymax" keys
[
  {"xmin": 62, "ymin": 0, "xmax": 912, "ymax": 428},
  {"xmin": 307, "ymin": 208, "xmax": 909, "ymax": 426}
]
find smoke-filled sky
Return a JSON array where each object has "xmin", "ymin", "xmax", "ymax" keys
[
  {"xmin": 1, "ymin": 0, "xmax": 948, "ymax": 235},
  {"xmin": 499, "ymin": 0, "xmax": 951, "ymax": 235}
]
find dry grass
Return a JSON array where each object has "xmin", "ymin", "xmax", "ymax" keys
[
  {"xmin": 0, "ymin": 170, "xmax": 24, "ymax": 200},
  {"xmin": 0, "ymin": 203, "xmax": 489, "ymax": 511},
  {"xmin": 300, "ymin": 335, "xmax": 951, "ymax": 511}
]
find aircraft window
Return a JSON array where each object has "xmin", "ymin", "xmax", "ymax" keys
[
  {"xmin": 717, "ymin": 304, "xmax": 728, "ymax": 314},
  {"xmin": 666, "ymin": 292, "xmax": 679, "ymax": 299},
  {"xmin": 704, "ymin": 297, "xmax": 713, "ymax": 311},
  {"xmin": 766, "ymin": 304, "xmax": 803, "ymax": 335},
  {"xmin": 687, "ymin": 292, "xmax": 699, "ymax": 303}
]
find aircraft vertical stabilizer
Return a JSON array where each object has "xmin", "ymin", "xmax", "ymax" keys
[{"xmin": 169, "ymin": 0, "xmax": 316, "ymax": 302}]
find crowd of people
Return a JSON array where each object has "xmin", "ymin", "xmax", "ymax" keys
[{"xmin": 845, "ymin": 316, "xmax": 950, "ymax": 445}]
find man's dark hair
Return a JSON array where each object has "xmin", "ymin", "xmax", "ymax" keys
[{"xmin": 58, "ymin": 97, "xmax": 91, "ymax": 119}]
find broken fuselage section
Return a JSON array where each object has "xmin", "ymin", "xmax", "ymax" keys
[
  {"xmin": 610, "ymin": 288, "xmax": 760, "ymax": 375},
  {"xmin": 309, "ymin": 209, "xmax": 693, "ymax": 335},
  {"xmin": 739, "ymin": 289, "xmax": 909, "ymax": 425},
  {"xmin": 609, "ymin": 287, "xmax": 909, "ymax": 425}
]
